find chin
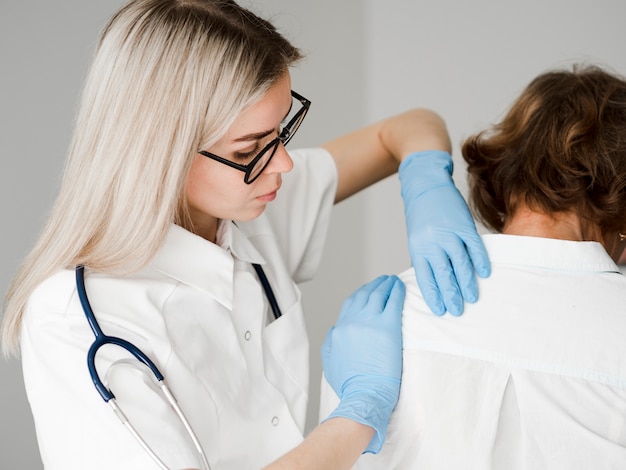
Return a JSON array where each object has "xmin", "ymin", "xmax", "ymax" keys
[{"xmin": 235, "ymin": 206, "xmax": 267, "ymax": 222}]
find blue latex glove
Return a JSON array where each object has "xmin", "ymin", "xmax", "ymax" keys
[
  {"xmin": 399, "ymin": 150, "xmax": 490, "ymax": 316},
  {"xmin": 321, "ymin": 275, "xmax": 406, "ymax": 454}
]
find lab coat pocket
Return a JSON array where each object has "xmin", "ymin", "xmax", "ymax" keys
[{"xmin": 262, "ymin": 286, "xmax": 309, "ymax": 432}]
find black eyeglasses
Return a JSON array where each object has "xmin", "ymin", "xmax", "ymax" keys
[{"xmin": 198, "ymin": 90, "xmax": 311, "ymax": 184}]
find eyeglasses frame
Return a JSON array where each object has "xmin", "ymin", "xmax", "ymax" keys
[{"xmin": 198, "ymin": 90, "xmax": 311, "ymax": 184}]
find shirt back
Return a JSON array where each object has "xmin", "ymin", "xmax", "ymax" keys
[{"xmin": 350, "ymin": 234, "xmax": 626, "ymax": 470}]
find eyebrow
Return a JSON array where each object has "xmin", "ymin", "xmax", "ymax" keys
[
  {"xmin": 232, "ymin": 128, "xmax": 275, "ymax": 143},
  {"xmin": 231, "ymin": 101, "xmax": 294, "ymax": 143}
]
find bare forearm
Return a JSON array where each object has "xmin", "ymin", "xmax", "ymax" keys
[
  {"xmin": 378, "ymin": 108, "xmax": 451, "ymax": 161},
  {"xmin": 263, "ymin": 418, "xmax": 374, "ymax": 470},
  {"xmin": 323, "ymin": 108, "xmax": 451, "ymax": 203}
]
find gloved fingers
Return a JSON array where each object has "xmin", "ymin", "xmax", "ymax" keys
[
  {"xmin": 364, "ymin": 275, "xmax": 401, "ymax": 314},
  {"xmin": 446, "ymin": 236, "xmax": 479, "ymax": 304},
  {"xmin": 415, "ymin": 248, "xmax": 464, "ymax": 316},
  {"xmin": 430, "ymin": 251, "xmax": 464, "ymax": 316},
  {"xmin": 383, "ymin": 276, "xmax": 406, "ymax": 316},
  {"xmin": 462, "ymin": 230, "xmax": 491, "ymax": 278},
  {"xmin": 327, "ymin": 275, "xmax": 397, "ymax": 378},
  {"xmin": 412, "ymin": 257, "xmax": 445, "ymax": 316},
  {"xmin": 338, "ymin": 275, "xmax": 391, "ymax": 322}
]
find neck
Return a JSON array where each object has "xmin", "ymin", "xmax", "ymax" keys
[
  {"xmin": 185, "ymin": 209, "xmax": 219, "ymax": 243},
  {"xmin": 502, "ymin": 205, "xmax": 602, "ymax": 242},
  {"xmin": 502, "ymin": 205, "xmax": 626, "ymax": 263}
]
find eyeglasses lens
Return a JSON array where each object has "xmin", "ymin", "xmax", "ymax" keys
[
  {"xmin": 247, "ymin": 141, "xmax": 280, "ymax": 183},
  {"xmin": 246, "ymin": 96, "xmax": 308, "ymax": 183}
]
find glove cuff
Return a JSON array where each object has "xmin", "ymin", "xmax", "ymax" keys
[
  {"xmin": 399, "ymin": 149, "xmax": 453, "ymax": 175},
  {"xmin": 322, "ymin": 383, "xmax": 399, "ymax": 454},
  {"xmin": 399, "ymin": 150, "xmax": 455, "ymax": 203}
]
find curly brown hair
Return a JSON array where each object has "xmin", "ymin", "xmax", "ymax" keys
[{"xmin": 462, "ymin": 65, "xmax": 626, "ymax": 235}]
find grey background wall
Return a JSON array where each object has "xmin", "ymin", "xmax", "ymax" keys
[
  {"xmin": 1, "ymin": 1, "xmax": 625, "ymax": 467},
  {"xmin": 360, "ymin": 0, "xmax": 626, "ymax": 278}
]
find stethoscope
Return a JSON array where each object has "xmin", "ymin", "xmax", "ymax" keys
[{"xmin": 76, "ymin": 263, "xmax": 282, "ymax": 470}]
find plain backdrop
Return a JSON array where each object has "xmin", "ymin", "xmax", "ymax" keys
[{"xmin": 1, "ymin": 1, "xmax": 625, "ymax": 467}]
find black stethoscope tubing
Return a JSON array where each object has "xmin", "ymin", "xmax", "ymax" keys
[
  {"xmin": 75, "ymin": 261, "xmax": 282, "ymax": 469},
  {"xmin": 76, "ymin": 265, "xmax": 164, "ymax": 402},
  {"xmin": 252, "ymin": 263, "xmax": 282, "ymax": 319},
  {"xmin": 76, "ymin": 262, "xmax": 282, "ymax": 401}
]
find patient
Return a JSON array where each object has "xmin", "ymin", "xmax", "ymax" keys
[{"xmin": 321, "ymin": 64, "xmax": 626, "ymax": 468}]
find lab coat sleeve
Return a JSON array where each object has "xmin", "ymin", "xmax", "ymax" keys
[{"xmin": 262, "ymin": 147, "xmax": 338, "ymax": 283}]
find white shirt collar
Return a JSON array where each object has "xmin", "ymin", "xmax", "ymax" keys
[
  {"xmin": 150, "ymin": 223, "xmax": 266, "ymax": 310},
  {"xmin": 218, "ymin": 220, "xmax": 267, "ymax": 265},
  {"xmin": 482, "ymin": 233, "xmax": 620, "ymax": 273}
]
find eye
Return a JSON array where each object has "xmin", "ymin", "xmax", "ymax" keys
[{"xmin": 234, "ymin": 143, "xmax": 260, "ymax": 162}]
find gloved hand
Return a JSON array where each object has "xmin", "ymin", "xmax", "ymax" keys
[
  {"xmin": 321, "ymin": 275, "xmax": 405, "ymax": 454},
  {"xmin": 399, "ymin": 150, "xmax": 490, "ymax": 316}
]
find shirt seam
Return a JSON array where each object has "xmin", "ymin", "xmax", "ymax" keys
[{"xmin": 405, "ymin": 342, "xmax": 626, "ymax": 389}]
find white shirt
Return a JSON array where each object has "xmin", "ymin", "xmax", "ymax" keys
[
  {"xmin": 321, "ymin": 234, "xmax": 626, "ymax": 469},
  {"xmin": 21, "ymin": 148, "xmax": 338, "ymax": 470}
]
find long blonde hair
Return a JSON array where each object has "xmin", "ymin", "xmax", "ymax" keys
[{"xmin": 2, "ymin": 0, "xmax": 302, "ymax": 355}]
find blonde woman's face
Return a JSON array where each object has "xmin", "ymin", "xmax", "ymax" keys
[{"xmin": 186, "ymin": 74, "xmax": 294, "ymax": 241}]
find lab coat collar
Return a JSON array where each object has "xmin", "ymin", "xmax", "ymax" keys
[
  {"xmin": 150, "ymin": 223, "xmax": 267, "ymax": 311},
  {"xmin": 482, "ymin": 233, "xmax": 621, "ymax": 273},
  {"xmin": 219, "ymin": 220, "xmax": 267, "ymax": 266}
]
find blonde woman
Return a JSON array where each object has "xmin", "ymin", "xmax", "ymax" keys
[{"xmin": 1, "ymin": 0, "xmax": 488, "ymax": 468}]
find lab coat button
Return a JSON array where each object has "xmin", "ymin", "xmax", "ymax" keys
[
  {"xmin": 271, "ymin": 416, "xmax": 279, "ymax": 426},
  {"xmin": 244, "ymin": 331, "xmax": 252, "ymax": 341}
]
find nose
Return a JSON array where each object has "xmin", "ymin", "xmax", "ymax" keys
[{"xmin": 265, "ymin": 142, "xmax": 294, "ymax": 174}]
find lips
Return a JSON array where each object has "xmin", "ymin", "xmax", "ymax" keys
[
  {"xmin": 257, "ymin": 186, "xmax": 279, "ymax": 202},
  {"xmin": 256, "ymin": 176, "xmax": 282, "ymax": 202}
]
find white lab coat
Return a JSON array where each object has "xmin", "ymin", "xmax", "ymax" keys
[{"xmin": 21, "ymin": 148, "xmax": 338, "ymax": 470}]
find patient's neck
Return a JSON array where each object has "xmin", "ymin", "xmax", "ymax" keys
[{"xmin": 502, "ymin": 205, "xmax": 602, "ymax": 243}]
